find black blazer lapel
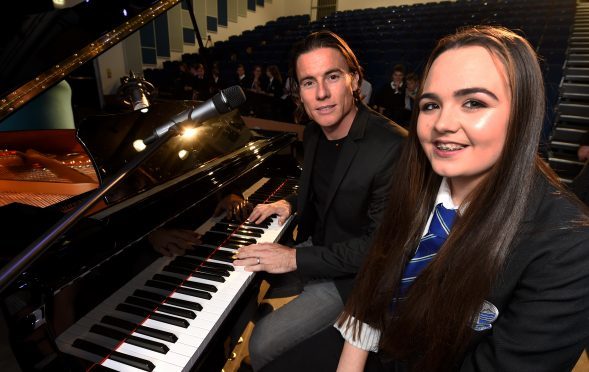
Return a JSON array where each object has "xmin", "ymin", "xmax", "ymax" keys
[
  {"xmin": 322, "ymin": 103, "xmax": 369, "ymax": 218},
  {"xmin": 298, "ymin": 126, "xmax": 320, "ymax": 218}
]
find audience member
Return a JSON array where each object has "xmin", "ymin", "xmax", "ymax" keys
[
  {"xmin": 236, "ymin": 64, "xmax": 249, "ymax": 89},
  {"xmin": 360, "ymin": 74, "xmax": 373, "ymax": 106},
  {"xmin": 209, "ymin": 61, "xmax": 225, "ymax": 95},
  {"xmin": 360, "ymin": 69, "xmax": 372, "ymax": 105},
  {"xmin": 265, "ymin": 65, "xmax": 285, "ymax": 120},
  {"xmin": 249, "ymin": 64, "xmax": 266, "ymax": 94},
  {"xmin": 265, "ymin": 65, "xmax": 284, "ymax": 99},
  {"xmin": 280, "ymin": 67, "xmax": 297, "ymax": 122},
  {"xmin": 190, "ymin": 63, "xmax": 211, "ymax": 101},
  {"xmin": 401, "ymin": 72, "xmax": 420, "ymax": 125},
  {"xmin": 373, "ymin": 64, "xmax": 406, "ymax": 124}
]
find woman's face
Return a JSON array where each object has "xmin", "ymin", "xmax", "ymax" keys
[{"xmin": 417, "ymin": 46, "xmax": 511, "ymax": 199}]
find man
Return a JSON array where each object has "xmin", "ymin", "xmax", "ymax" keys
[
  {"xmin": 233, "ymin": 30, "xmax": 406, "ymax": 370},
  {"xmin": 374, "ymin": 64, "xmax": 406, "ymax": 123},
  {"xmin": 236, "ymin": 64, "xmax": 249, "ymax": 89}
]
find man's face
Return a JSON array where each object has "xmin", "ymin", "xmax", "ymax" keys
[
  {"xmin": 296, "ymin": 47, "xmax": 359, "ymax": 138},
  {"xmin": 392, "ymin": 71, "xmax": 404, "ymax": 85}
]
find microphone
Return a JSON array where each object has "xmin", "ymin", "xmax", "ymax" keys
[{"xmin": 136, "ymin": 85, "xmax": 246, "ymax": 149}]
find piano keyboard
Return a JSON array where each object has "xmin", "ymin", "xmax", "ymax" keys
[{"xmin": 56, "ymin": 177, "xmax": 298, "ymax": 371}]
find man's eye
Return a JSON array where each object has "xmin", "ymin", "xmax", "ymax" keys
[
  {"xmin": 328, "ymin": 73, "xmax": 341, "ymax": 81},
  {"xmin": 301, "ymin": 80, "xmax": 315, "ymax": 88}
]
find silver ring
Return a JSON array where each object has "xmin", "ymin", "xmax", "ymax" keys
[{"xmin": 256, "ymin": 257, "xmax": 260, "ymax": 265}]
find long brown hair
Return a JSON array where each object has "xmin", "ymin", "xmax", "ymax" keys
[
  {"xmin": 288, "ymin": 30, "xmax": 363, "ymax": 123},
  {"xmin": 340, "ymin": 25, "xmax": 561, "ymax": 370}
]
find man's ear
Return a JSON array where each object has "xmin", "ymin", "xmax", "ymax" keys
[{"xmin": 351, "ymin": 72, "xmax": 360, "ymax": 91}]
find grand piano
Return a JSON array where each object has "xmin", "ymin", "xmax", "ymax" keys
[{"xmin": 0, "ymin": 1, "xmax": 300, "ymax": 371}]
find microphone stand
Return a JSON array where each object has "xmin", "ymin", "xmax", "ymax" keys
[{"xmin": 0, "ymin": 126, "xmax": 180, "ymax": 292}]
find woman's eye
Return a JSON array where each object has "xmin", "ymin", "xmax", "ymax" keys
[
  {"xmin": 464, "ymin": 100, "xmax": 486, "ymax": 109},
  {"xmin": 420, "ymin": 102, "xmax": 438, "ymax": 111}
]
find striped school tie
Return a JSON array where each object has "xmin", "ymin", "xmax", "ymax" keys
[{"xmin": 398, "ymin": 203, "xmax": 457, "ymax": 298}]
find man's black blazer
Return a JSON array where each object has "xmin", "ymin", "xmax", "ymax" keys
[{"xmin": 289, "ymin": 102, "xmax": 406, "ymax": 300}]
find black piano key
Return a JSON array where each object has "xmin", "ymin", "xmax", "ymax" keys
[
  {"xmin": 133, "ymin": 289, "xmax": 204, "ymax": 311},
  {"xmin": 101, "ymin": 315, "xmax": 178, "ymax": 343},
  {"xmin": 211, "ymin": 225, "xmax": 262, "ymax": 237},
  {"xmin": 191, "ymin": 271, "xmax": 226, "ymax": 283},
  {"xmin": 184, "ymin": 248, "xmax": 234, "ymax": 263},
  {"xmin": 161, "ymin": 265, "xmax": 192, "ymax": 276},
  {"xmin": 115, "ymin": 303, "xmax": 190, "ymax": 328},
  {"xmin": 175, "ymin": 285, "xmax": 213, "ymax": 300},
  {"xmin": 242, "ymin": 219, "xmax": 272, "ymax": 228},
  {"xmin": 164, "ymin": 297, "xmax": 203, "ymax": 312},
  {"xmin": 202, "ymin": 232, "xmax": 257, "ymax": 246},
  {"xmin": 223, "ymin": 217, "xmax": 270, "ymax": 227},
  {"xmin": 153, "ymin": 274, "xmax": 217, "ymax": 293},
  {"xmin": 89, "ymin": 324, "xmax": 169, "ymax": 354},
  {"xmin": 216, "ymin": 221, "xmax": 267, "ymax": 233},
  {"xmin": 72, "ymin": 338, "xmax": 110, "ymax": 357},
  {"xmin": 145, "ymin": 280, "xmax": 212, "ymax": 300},
  {"xmin": 174, "ymin": 256, "xmax": 234, "ymax": 271},
  {"xmin": 72, "ymin": 339, "xmax": 155, "ymax": 371},
  {"xmin": 196, "ymin": 266, "xmax": 230, "ymax": 277},
  {"xmin": 124, "ymin": 296, "xmax": 196, "ymax": 319},
  {"xmin": 161, "ymin": 264, "xmax": 227, "ymax": 281},
  {"xmin": 213, "ymin": 222, "xmax": 265, "ymax": 234},
  {"xmin": 219, "ymin": 242, "xmax": 245, "ymax": 250},
  {"xmin": 168, "ymin": 261, "xmax": 230, "ymax": 277},
  {"xmin": 109, "ymin": 351, "xmax": 156, "ymax": 371}
]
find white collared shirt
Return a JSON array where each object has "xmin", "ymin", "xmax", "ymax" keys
[{"xmin": 335, "ymin": 178, "xmax": 458, "ymax": 352}]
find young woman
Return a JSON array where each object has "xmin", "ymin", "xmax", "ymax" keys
[{"xmin": 261, "ymin": 25, "xmax": 589, "ymax": 372}]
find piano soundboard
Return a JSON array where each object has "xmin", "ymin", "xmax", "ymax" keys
[{"xmin": 56, "ymin": 177, "xmax": 297, "ymax": 371}]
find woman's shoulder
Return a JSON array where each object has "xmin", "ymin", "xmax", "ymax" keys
[
  {"xmin": 518, "ymin": 175, "xmax": 589, "ymax": 253},
  {"xmin": 529, "ymin": 177, "xmax": 589, "ymax": 226}
]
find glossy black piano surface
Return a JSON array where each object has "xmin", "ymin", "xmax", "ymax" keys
[{"xmin": 0, "ymin": 1, "xmax": 301, "ymax": 371}]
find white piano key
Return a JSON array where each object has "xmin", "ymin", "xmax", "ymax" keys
[{"xmin": 101, "ymin": 358, "xmax": 146, "ymax": 372}]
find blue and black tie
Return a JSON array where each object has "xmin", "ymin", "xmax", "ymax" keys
[{"xmin": 398, "ymin": 203, "xmax": 457, "ymax": 298}]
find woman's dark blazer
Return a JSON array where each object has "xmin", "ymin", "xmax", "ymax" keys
[{"xmin": 458, "ymin": 176, "xmax": 589, "ymax": 371}]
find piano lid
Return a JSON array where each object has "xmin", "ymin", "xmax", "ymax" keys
[
  {"xmin": 0, "ymin": 0, "xmax": 180, "ymax": 122},
  {"xmin": 0, "ymin": 0, "xmax": 186, "ymax": 210}
]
